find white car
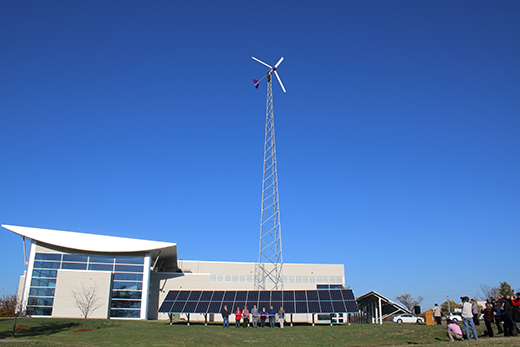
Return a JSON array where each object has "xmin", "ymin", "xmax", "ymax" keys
[
  {"xmin": 446, "ymin": 312, "xmax": 463, "ymax": 322},
  {"xmin": 393, "ymin": 314, "xmax": 424, "ymax": 324}
]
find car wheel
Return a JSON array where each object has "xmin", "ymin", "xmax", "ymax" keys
[
  {"xmin": 397, "ymin": 319, "xmax": 403, "ymax": 323},
  {"xmin": 417, "ymin": 318, "xmax": 423, "ymax": 324},
  {"xmin": 452, "ymin": 318, "xmax": 458, "ymax": 323}
]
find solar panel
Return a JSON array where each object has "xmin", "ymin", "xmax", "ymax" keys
[
  {"xmin": 283, "ymin": 302, "xmax": 295, "ymax": 312},
  {"xmin": 188, "ymin": 291, "xmax": 202, "ymax": 301},
  {"xmin": 177, "ymin": 291, "xmax": 190, "ymax": 300},
  {"xmin": 158, "ymin": 289, "xmax": 358, "ymax": 315},
  {"xmin": 259, "ymin": 291, "xmax": 270, "ymax": 301},
  {"xmin": 307, "ymin": 290, "xmax": 319, "ymax": 300},
  {"xmin": 307, "ymin": 301, "xmax": 320, "ymax": 313},
  {"xmin": 165, "ymin": 290, "xmax": 180, "ymax": 301},
  {"xmin": 158, "ymin": 301, "xmax": 173, "ymax": 312},
  {"xmin": 283, "ymin": 290, "xmax": 294, "ymax": 301},
  {"xmin": 172, "ymin": 301, "xmax": 186, "ymax": 312},
  {"xmin": 294, "ymin": 291, "xmax": 307, "ymax": 301},
  {"xmin": 296, "ymin": 301, "xmax": 308, "ymax": 313},
  {"xmin": 212, "ymin": 291, "xmax": 224, "ymax": 301},
  {"xmin": 235, "ymin": 291, "xmax": 247, "ymax": 300},
  {"xmin": 271, "ymin": 291, "xmax": 282, "ymax": 301},
  {"xmin": 330, "ymin": 290, "xmax": 343, "ymax": 300},
  {"xmin": 342, "ymin": 289, "xmax": 355, "ymax": 300},
  {"xmin": 200, "ymin": 291, "xmax": 213, "ymax": 301},
  {"xmin": 318, "ymin": 290, "xmax": 331, "ymax": 300},
  {"xmin": 247, "ymin": 291, "xmax": 259, "ymax": 301},
  {"xmin": 195, "ymin": 301, "xmax": 210, "ymax": 313},
  {"xmin": 320, "ymin": 301, "xmax": 333, "ymax": 313},
  {"xmin": 224, "ymin": 291, "xmax": 235, "ymax": 301},
  {"xmin": 208, "ymin": 301, "xmax": 222, "ymax": 313},
  {"xmin": 332, "ymin": 301, "xmax": 346, "ymax": 312}
]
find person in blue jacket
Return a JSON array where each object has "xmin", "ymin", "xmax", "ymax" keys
[{"xmin": 269, "ymin": 305, "xmax": 277, "ymax": 328}]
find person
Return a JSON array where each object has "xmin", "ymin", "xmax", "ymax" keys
[
  {"xmin": 460, "ymin": 296, "xmax": 479, "ymax": 341},
  {"xmin": 260, "ymin": 307, "xmax": 267, "ymax": 327},
  {"xmin": 471, "ymin": 299, "xmax": 480, "ymax": 325},
  {"xmin": 251, "ymin": 304, "xmax": 259, "ymax": 328},
  {"xmin": 433, "ymin": 303, "xmax": 442, "ymax": 325},
  {"xmin": 278, "ymin": 306, "xmax": 286, "ymax": 329},
  {"xmin": 512, "ymin": 293, "xmax": 520, "ymax": 334},
  {"xmin": 221, "ymin": 305, "xmax": 230, "ymax": 328},
  {"xmin": 234, "ymin": 307, "xmax": 242, "ymax": 328},
  {"xmin": 242, "ymin": 305, "xmax": 249, "ymax": 328},
  {"xmin": 269, "ymin": 305, "xmax": 277, "ymax": 328},
  {"xmin": 482, "ymin": 302, "xmax": 494, "ymax": 337},
  {"xmin": 502, "ymin": 296, "xmax": 515, "ymax": 336},
  {"xmin": 493, "ymin": 298, "xmax": 504, "ymax": 334},
  {"xmin": 446, "ymin": 318, "xmax": 464, "ymax": 341}
]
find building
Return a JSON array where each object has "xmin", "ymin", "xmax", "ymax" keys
[{"xmin": 4, "ymin": 224, "xmax": 353, "ymax": 322}]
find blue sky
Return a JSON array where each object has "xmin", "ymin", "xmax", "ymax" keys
[{"xmin": 1, "ymin": 0, "xmax": 519, "ymax": 310}]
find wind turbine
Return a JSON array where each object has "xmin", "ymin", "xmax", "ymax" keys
[
  {"xmin": 252, "ymin": 56, "xmax": 285, "ymax": 291},
  {"xmin": 252, "ymin": 56, "xmax": 286, "ymax": 92}
]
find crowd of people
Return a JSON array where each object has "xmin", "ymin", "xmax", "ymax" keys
[
  {"xmin": 220, "ymin": 304, "xmax": 286, "ymax": 328},
  {"xmin": 445, "ymin": 293, "xmax": 520, "ymax": 341}
]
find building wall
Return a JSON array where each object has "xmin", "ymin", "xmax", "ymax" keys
[
  {"xmin": 150, "ymin": 260, "xmax": 346, "ymax": 322},
  {"xmin": 52, "ymin": 270, "xmax": 112, "ymax": 318}
]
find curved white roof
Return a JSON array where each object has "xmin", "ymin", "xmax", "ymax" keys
[{"xmin": 2, "ymin": 224, "xmax": 176, "ymax": 254}]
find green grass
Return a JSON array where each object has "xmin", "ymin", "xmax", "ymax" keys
[{"xmin": 1, "ymin": 318, "xmax": 519, "ymax": 346}]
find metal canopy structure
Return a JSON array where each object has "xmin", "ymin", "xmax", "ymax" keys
[
  {"xmin": 356, "ymin": 291, "xmax": 411, "ymax": 324},
  {"xmin": 158, "ymin": 289, "xmax": 358, "ymax": 315}
]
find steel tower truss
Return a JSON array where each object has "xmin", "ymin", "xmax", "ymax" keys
[{"xmin": 255, "ymin": 75, "xmax": 283, "ymax": 290}]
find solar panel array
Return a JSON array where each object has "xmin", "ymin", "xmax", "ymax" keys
[{"xmin": 158, "ymin": 289, "xmax": 358, "ymax": 314}]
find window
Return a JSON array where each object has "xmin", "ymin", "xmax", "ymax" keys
[{"xmin": 28, "ymin": 252, "xmax": 146, "ymax": 319}]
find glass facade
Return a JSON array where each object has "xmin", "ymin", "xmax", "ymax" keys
[{"xmin": 27, "ymin": 252, "xmax": 146, "ymax": 318}]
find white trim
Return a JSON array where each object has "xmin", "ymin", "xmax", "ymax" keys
[
  {"xmin": 141, "ymin": 253, "xmax": 151, "ymax": 320},
  {"xmin": 2, "ymin": 225, "xmax": 176, "ymax": 254}
]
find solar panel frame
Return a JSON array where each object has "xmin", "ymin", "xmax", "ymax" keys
[{"xmin": 158, "ymin": 289, "xmax": 358, "ymax": 315}]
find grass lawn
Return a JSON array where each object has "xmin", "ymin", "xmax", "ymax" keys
[{"xmin": 1, "ymin": 318, "xmax": 519, "ymax": 346}]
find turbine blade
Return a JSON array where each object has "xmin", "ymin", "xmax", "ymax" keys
[
  {"xmin": 274, "ymin": 71, "xmax": 286, "ymax": 93},
  {"xmin": 274, "ymin": 57, "xmax": 284, "ymax": 68},
  {"xmin": 252, "ymin": 56, "xmax": 272, "ymax": 69}
]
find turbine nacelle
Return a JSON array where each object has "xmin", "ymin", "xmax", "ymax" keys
[{"xmin": 252, "ymin": 56, "xmax": 286, "ymax": 93}]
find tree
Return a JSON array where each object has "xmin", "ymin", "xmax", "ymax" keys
[
  {"xmin": 0, "ymin": 295, "xmax": 18, "ymax": 317},
  {"xmin": 440, "ymin": 300, "xmax": 458, "ymax": 316},
  {"xmin": 71, "ymin": 283, "xmax": 102, "ymax": 330},
  {"xmin": 499, "ymin": 282, "xmax": 514, "ymax": 297},
  {"xmin": 395, "ymin": 294, "xmax": 424, "ymax": 313},
  {"xmin": 479, "ymin": 284, "xmax": 500, "ymax": 301}
]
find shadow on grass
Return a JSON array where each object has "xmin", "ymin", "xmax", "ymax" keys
[{"xmin": 0, "ymin": 321, "xmax": 80, "ymax": 340}]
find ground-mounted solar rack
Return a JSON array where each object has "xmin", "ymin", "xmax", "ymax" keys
[{"xmin": 158, "ymin": 289, "xmax": 358, "ymax": 326}]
